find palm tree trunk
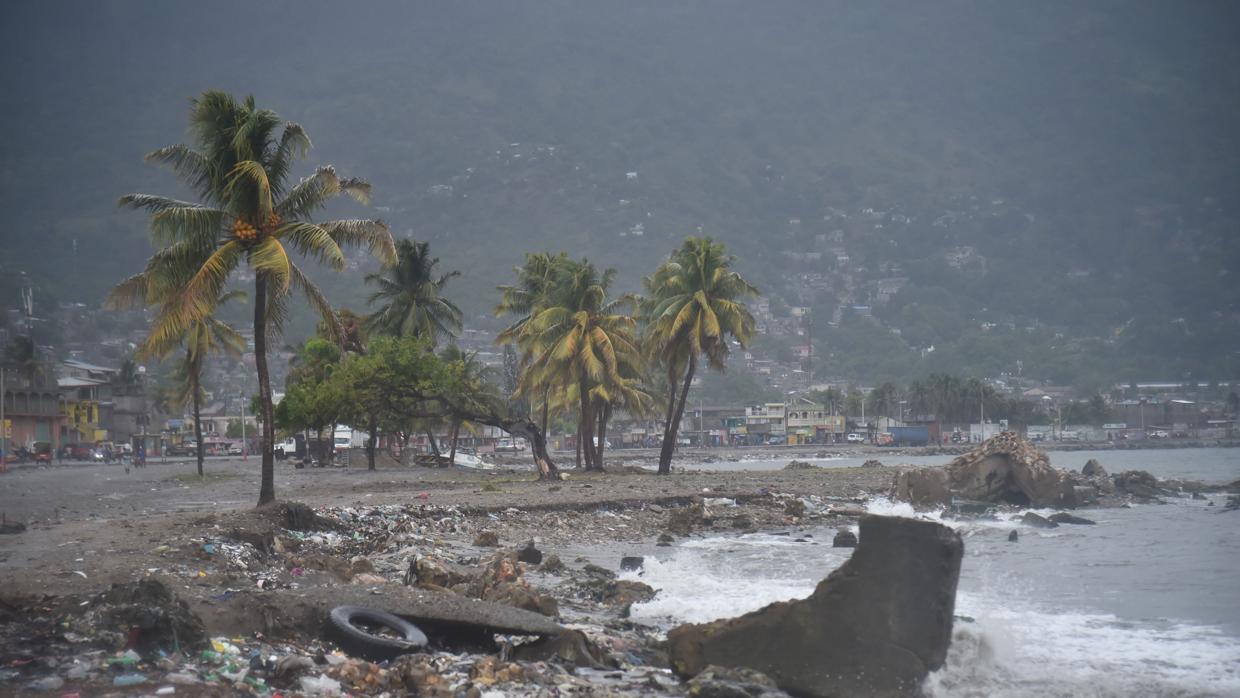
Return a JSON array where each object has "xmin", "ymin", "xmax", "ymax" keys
[
  {"xmin": 448, "ymin": 420, "xmax": 460, "ymax": 465},
  {"xmin": 191, "ymin": 360, "xmax": 204, "ymax": 477},
  {"xmin": 579, "ymin": 384, "xmax": 596, "ymax": 470},
  {"xmin": 254, "ymin": 274, "xmax": 276, "ymax": 506},
  {"xmin": 575, "ymin": 421, "xmax": 582, "ymax": 469},
  {"xmin": 595, "ymin": 402, "xmax": 610, "ymax": 471},
  {"xmin": 540, "ymin": 386, "xmax": 550, "ymax": 437},
  {"xmin": 366, "ymin": 414, "xmax": 378, "ymax": 470},
  {"xmin": 657, "ymin": 365, "xmax": 681, "ymax": 474},
  {"xmin": 659, "ymin": 354, "xmax": 697, "ymax": 474},
  {"xmin": 317, "ymin": 423, "xmax": 328, "ymax": 465},
  {"xmin": 426, "ymin": 429, "xmax": 441, "ymax": 458}
]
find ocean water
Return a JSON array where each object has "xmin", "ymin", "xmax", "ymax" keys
[
  {"xmin": 623, "ymin": 451, "xmax": 1240, "ymax": 697},
  {"xmin": 704, "ymin": 446, "xmax": 1240, "ymax": 484}
]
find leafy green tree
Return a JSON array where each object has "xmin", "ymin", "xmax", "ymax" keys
[
  {"xmin": 641, "ymin": 237, "xmax": 757, "ymax": 474},
  {"xmin": 365, "ymin": 239, "xmax": 462, "ymax": 347},
  {"xmin": 277, "ymin": 338, "xmax": 345, "ymax": 464},
  {"xmin": 334, "ymin": 336, "xmax": 561, "ymax": 479},
  {"xmin": 2, "ymin": 336, "xmax": 47, "ymax": 386},
  {"xmin": 439, "ymin": 345, "xmax": 502, "ymax": 464},
  {"xmin": 115, "ymin": 91, "xmax": 395, "ymax": 505},
  {"xmin": 869, "ymin": 381, "xmax": 901, "ymax": 418}
]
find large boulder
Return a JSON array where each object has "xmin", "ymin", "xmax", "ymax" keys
[
  {"xmin": 946, "ymin": 432, "xmax": 1066, "ymax": 507},
  {"xmin": 891, "ymin": 468, "xmax": 952, "ymax": 509},
  {"xmin": 668, "ymin": 515, "xmax": 963, "ymax": 697},
  {"xmin": 1113, "ymin": 470, "xmax": 1165, "ymax": 501},
  {"xmin": 1082, "ymin": 459, "xmax": 1107, "ymax": 478}
]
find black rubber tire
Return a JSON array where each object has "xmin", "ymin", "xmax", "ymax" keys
[{"xmin": 326, "ymin": 605, "xmax": 428, "ymax": 661}]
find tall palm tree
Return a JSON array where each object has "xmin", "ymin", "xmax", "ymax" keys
[
  {"xmin": 521, "ymin": 259, "xmax": 644, "ymax": 470},
  {"xmin": 495, "ymin": 252, "xmax": 571, "ymax": 434},
  {"xmin": 115, "ymin": 91, "xmax": 395, "ymax": 505},
  {"xmin": 365, "ymin": 239, "xmax": 462, "ymax": 347},
  {"xmin": 641, "ymin": 237, "xmax": 757, "ymax": 474}
]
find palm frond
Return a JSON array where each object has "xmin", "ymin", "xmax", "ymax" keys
[
  {"xmin": 105, "ymin": 273, "xmax": 151, "ymax": 310},
  {"xmin": 249, "ymin": 237, "xmax": 291, "ymax": 294},
  {"xmin": 144, "ymin": 145, "xmax": 213, "ymax": 195},
  {"xmin": 290, "ymin": 261, "xmax": 341, "ymax": 346},
  {"xmin": 225, "ymin": 160, "xmax": 274, "ymax": 218},
  {"xmin": 320, "ymin": 219, "xmax": 396, "ymax": 265},
  {"xmin": 276, "ymin": 222, "xmax": 345, "ymax": 270}
]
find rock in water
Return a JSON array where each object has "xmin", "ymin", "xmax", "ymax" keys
[
  {"xmin": 1114, "ymin": 470, "xmax": 1164, "ymax": 501},
  {"xmin": 620, "ymin": 556, "xmax": 644, "ymax": 572},
  {"xmin": 832, "ymin": 529, "xmax": 858, "ymax": 548},
  {"xmin": 1082, "ymin": 459, "xmax": 1107, "ymax": 478},
  {"xmin": 667, "ymin": 515, "xmax": 963, "ymax": 697},
  {"xmin": 1048, "ymin": 512, "xmax": 1096, "ymax": 525},
  {"xmin": 861, "ymin": 459, "xmax": 884, "ymax": 468},
  {"xmin": 1008, "ymin": 530, "xmax": 1019, "ymax": 542},
  {"xmin": 946, "ymin": 432, "xmax": 1069, "ymax": 507},
  {"xmin": 890, "ymin": 468, "xmax": 952, "ymax": 509},
  {"xmin": 517, "ymin": 541, "xmax": 543, "ymax": 565},
  {"xmin": 1020, "ymin": 512, "xmax": 1059, "ymax": 528}
]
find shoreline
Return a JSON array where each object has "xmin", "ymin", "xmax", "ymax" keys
[{"xmin": 1, "ymin": 447, "xmax": 1236, "ymax": 696}]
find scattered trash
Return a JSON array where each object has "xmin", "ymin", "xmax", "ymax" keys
[
  {"xmin": 299, "ymin": 674, "xmax": 343, "ymax": 695},
  {"xmin": 113, "ymin": 673, "xmax": 149, "ymax": 686}
]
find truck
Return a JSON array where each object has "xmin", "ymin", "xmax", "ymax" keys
[{"xmin": 886, "ymin": 426, "xmax": 930, "ymax": 447}]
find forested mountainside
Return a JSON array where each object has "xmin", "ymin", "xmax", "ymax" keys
[{"xmin": 2, "ymin": 1, "xmax": 1237, "ymax": 385}]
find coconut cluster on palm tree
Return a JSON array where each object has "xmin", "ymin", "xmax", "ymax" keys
[
  {"xmin": 642, "ymin": 237, "xmax": 758, "ymax": 474},
  {"xmin": 114, "ymin": 91, "xmax": 395, "ymax": 505}
]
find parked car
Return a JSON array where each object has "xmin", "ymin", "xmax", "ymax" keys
[
  {"xmin": 846, "ymin": 433, "xmax": 866, "ymax": 443},
  {"xmin": 228, "ymin": 443, "xmax": 244, "ymax": 456},
  {"xmin": 1149, "ymin": 430, "xmax": 1169, "ymax": 439}
]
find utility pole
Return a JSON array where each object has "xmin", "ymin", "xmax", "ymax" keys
[
  {"xmin": 1, "ymin": 367, "xmax": 7, "ymax": 470},
  {"xmin": 806, "ymin": 312, "xmax": 813, "ymax": 386},
  {"xmin": 241, "ymin": 400, "xmax": 248, "ymax": 460},
  {"xmin": 980, "ymin": 388, "xmax": 985, "ymax": 442}
]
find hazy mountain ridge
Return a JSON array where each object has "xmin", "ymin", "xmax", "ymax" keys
[{"xmin": 1, "ymin": 1, "xmax": 1237, "ymax": 383}]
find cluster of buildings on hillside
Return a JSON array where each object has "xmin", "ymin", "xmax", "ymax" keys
[{"xmin": 3, "ymin": 281, "xmax": 1236, "ymax": 463}]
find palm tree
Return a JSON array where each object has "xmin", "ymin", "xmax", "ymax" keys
[
  {"xmin": 495, "ymin": 252, "xmax": 570, "ymax": 435},
  {"xmin": 365, "ymin": 239, "xmax": 462, "ymax": 347},
  {"xmin": 172, "ymin": 295, "xmax": 246, "ymax": 476},
  {"xmin": 115, "ymin": 91, "xmax": 395, "ymax": 505},
  {"xmin": 108, "ymin": 273, "xmax": 246, "ymax": 477},
  {"xmin": 521, "ymin": 259, "xmax": 645, "ymax": 470},
  {"xmin": 641, "ymin": 237, "xmax": 757, "ymax": 474}
]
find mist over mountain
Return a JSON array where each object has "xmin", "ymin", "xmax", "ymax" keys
[{"xmin": 2, "ymin": 1, "xmax": 1237, "ymax": 386}]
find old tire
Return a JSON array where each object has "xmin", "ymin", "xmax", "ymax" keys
[{"xmin": 326, "ymin": 605, "xmax": 428, "ymax": 661}]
